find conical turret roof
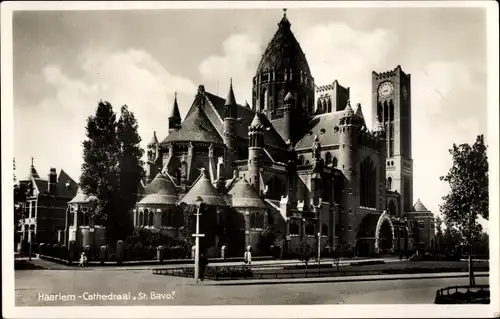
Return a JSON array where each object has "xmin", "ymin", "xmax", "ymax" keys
[
  {"xmin": 343, "ymin": 100, "xmax": 354, "ymax": 117},
  {"xmin": 355, "ymin": 103, "xmax": 364, "ymax": 119},
  {"xmin": 27, "ymin": 157, "xmax": 40, "ymax": 179},
  {"xmin": 139, "ymin": 173, "xmax": 178, "ymax": 205},
  {"xmin": 148, "ymin": 131, "xmax": 158, "ymax": 146},
  {"xmin": 229, "ymin": 178, "xmax": 267, "ymax": 208},
  {"xmin": 412, "ymin": 199, "xmax": 430, "ymax": 212},
  {"xmin": 224, "ymin": 78, "xmax": 236, "ymax": 106},
  {"xmin": 180, "ymin": 168, "xmax": 226, "ymax": 206},
  {"xmin": 168, "ymin": 92, "xmax": 181, "ymax": 119},
  {"xmin": 250, "ymin": 112, "xmax": 264, "ymax": 128},
  {"xmin": 256, "ymin": 9, "xmax": 311, "ymax": 75}
]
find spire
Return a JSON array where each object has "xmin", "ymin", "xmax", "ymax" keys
[
  {"xmin": 343, "ymin": 99, "xmax": 354, "ymax": 117},
  {"xmin": 355, "ymin": 103, "xmax": 364, "ymax": 119},
  {"xmin": 148, "ymin": 131, "xmax": 158, "ymax": 146},
  {"xmin": 169, "ymin": 92, "xmax": 181, "ymax": 119},
  {"xmin": 29, "ymin": 157, "xmax": 40, "ymax": 179},
  {"xmin": 279, "ymin": 8, "xmax": 291, "ymax": 28},
  {"xmin": 244, "ymin": 99, "xmax": 251, "ymax": 108},
  {"xmin": 224, "ymin": 78, "xmax": 236, "ymax": 107}
]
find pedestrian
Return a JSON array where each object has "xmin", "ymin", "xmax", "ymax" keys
[
  {"xmin": 199, "ymin": 254, "xmax": 208, "ymax": 281},
  {"xmin": 246, "ymin": 246, "xmax": 252, "ymax": 265},
  {"xmin": 221, "ymin": 245, "xmax": 227, "ymax": 260},
  {"xmin": 78, "ymin": 252, "xmax": 87, "ymax": 267}
]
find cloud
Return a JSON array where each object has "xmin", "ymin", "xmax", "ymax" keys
[
  {"xmin": 15, "ymin": 48, "xmax": 196, "ymax": 182},
  {"xmin": 199, "ymin": 33, "xmax": 263, "ymax": 104},
  {"xmin": 410, "ymin": 61, "xmax": 486, "ymax": 229}
]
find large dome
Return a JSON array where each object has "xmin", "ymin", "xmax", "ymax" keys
[{"xmin": 256, "ymin": 11, "xmax": 311, "ymax": 75}]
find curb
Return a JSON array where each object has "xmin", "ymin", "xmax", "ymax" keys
[{"xmin": 196, "ymin": 272, "xmax": 490, "ymax": 286}]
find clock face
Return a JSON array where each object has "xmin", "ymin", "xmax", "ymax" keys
[{"xmin": 378, "ymin": 81, "xmax": 394, "ymax": 98}]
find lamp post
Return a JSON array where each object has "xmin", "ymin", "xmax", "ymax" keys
[
  {"xmin": 28, "ymin": 224, "xmax": 35, "ymax": 261},
  {"xmin": 312, "ymin": 199, "xmax": 322, "ymax": 270},
  {"xmin": 193, "ymin": 196, "xmax": 205, "ymax": 283}
]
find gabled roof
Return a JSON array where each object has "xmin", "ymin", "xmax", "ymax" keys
[
  {"xmin": 69, "ymin": 187, "xmax": 97, "ymax": 204},
  {"xmin": 228, "ymin": 178, "xmax": 267, "ymax": 209},
  {"xmin": 28, "ymin": 168, "xmax": 77, "ymax": 199},
  {"xmin": 412, "ymin": 199, "xmax": 430, "ymax": 212},
  {"xmin": 180, "ymin": 168, "xmax": 226, "ymax": 206},
  {"xmin": 294, "ymin": 112, "xmax": 343, "ymax": 150},
  {"xmin": 162, "ymin": 103, "xmax": 223, "ymax": 144},
  {"xmin": 57, "ymin": 170, "xmax": 78, "ymax": 198},
  {"xmin": 139, "ymin": 173, "xmax": 178, "ymax": 206}
]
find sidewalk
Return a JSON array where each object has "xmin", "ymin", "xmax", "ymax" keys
[
  {"xmin": 25, "ymin": 255, "xmax": 399, "ymax": 271},
  {"xmin": 198, "ymin": 271, "xmax": 490, "ymax": 286}
]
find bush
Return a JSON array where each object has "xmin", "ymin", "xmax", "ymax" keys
[
  {"xmin": 211, "ymin": 266, "xmax": 253, "ymax": 278},
  {"xmin": 123, "ymin": 228, "xmax": 188, "ymax": 261}
]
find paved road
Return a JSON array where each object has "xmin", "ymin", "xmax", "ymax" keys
[{"xmin": 15, "ymin": 268, "xmax": 489, "ymax": 306}]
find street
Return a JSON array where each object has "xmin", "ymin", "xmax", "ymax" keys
[{"xmin": 15, "ymin": 268, "xmax": 489, "ymax": 306}]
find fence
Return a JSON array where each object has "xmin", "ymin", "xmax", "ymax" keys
[{"xmin": 152, "ymin": 266, "xmax": 488, "ymax": 281}]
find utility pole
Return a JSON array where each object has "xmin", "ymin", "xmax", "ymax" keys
[{"xmin": 193, "ymin": 197, "xmax": 205, "ymax": 283}]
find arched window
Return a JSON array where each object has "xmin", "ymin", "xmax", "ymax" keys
[
  {"xmin": 387, "ymin": 177, "xmax": 393, "ymax": 190},
  {"xmin": 251, "ymin": 212, "xmax": 264, "ymax": 229},
  {"xmin": 161, "ymin": 210, "xmax": 168, "ymax": 226},
  {"xmin": 317, "ymin": 99, "xmax": 322, "ymax": 113},
  {"xmin": 332, "ymin": 157, "xmax": 338, "ymax": 167},
  {"xmin": 139, "ymin": 211, "xmax": 144, "ymax": 226},
  {"xmin": 305, "ymin": 222, "xmax": 315, "ymax": 236},
  {"xmin": 277, "ymin": 89, "xmax": 285, "ymax": 110},
  {"xmin": 360, "ymin": 157, "xmax": 376, "ymax": 208},
  {"xmin": 143, "ymin": 209, "xmax": 149, "ymax": 226},
  {"xmin": 262, "ymin": 89, "xmax": 268, "ymax": 111},
  {"xmin": 289, "ymin": 222, "xmax": 300, "ymax": 235},
  {"xmin": 149, "ymin": 211, "xmax": 155, "ymax": 227},
  {"xmin": 321, "ymin": 223, "xmax": 328, "ymax": 236},
  {"xmin": 388, "ymin": 200, "xmax": 397, "ymax": 216},
  {"xmin": 325, "ymin": 152, "xmax": 332, "ymax": 166}
]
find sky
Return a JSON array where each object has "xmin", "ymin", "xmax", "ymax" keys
[{"xmin": 12, "ymin": 6, "xmax": 488, "ymax": 228}]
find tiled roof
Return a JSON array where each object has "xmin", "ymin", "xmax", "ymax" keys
[
  {"xmin": 228, "ymin": 178, "xmax": 267, "ymax": 208},
  {"xmin": 180, "ymin": 168, "xmax": 226, "ymax": 206},
  {"xmin": 139, "ymin": 173, "xmax": 178, "ymax": 206},
  {"xmin": 256, "ymin": 13, "xmax": 311, "ymax": 75},
  {"xmin": 69, "ymin": 187, "xmax": 97, "ymax": 204},
  {"xmin": 162, "ymin": 104, "xmax": 223, "ymax": 144},
  {"xmin": 412, "ymin": 199, "xmax": 430, "ymax": 212},
  {"xmin": 294, "ymin": 112, "xmax": 343, "ymax": 150}
]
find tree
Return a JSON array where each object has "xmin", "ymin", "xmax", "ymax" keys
[
  {"xmin": 408, "ymin": 220, "xmax": 421, "ymax": 254},
  {"xmin": 116, "ymin": 105, "xmax": 145, "ymax": 239},
  {"xmin": 439, "ymin": 134, "xmax": 488, "ymax": 286},
  {"xmin": 80, "ymin": 101, "xmax": 120, "ymax": 242}
]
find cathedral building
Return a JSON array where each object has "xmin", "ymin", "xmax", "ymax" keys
[{"xmin": 131, "ymin": 10, "xmax": 434, "ymax": 257}]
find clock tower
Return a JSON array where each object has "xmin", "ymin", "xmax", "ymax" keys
[{"xmin": 372, "ymin": 65, "xmax": 413, "ymax": 216}]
